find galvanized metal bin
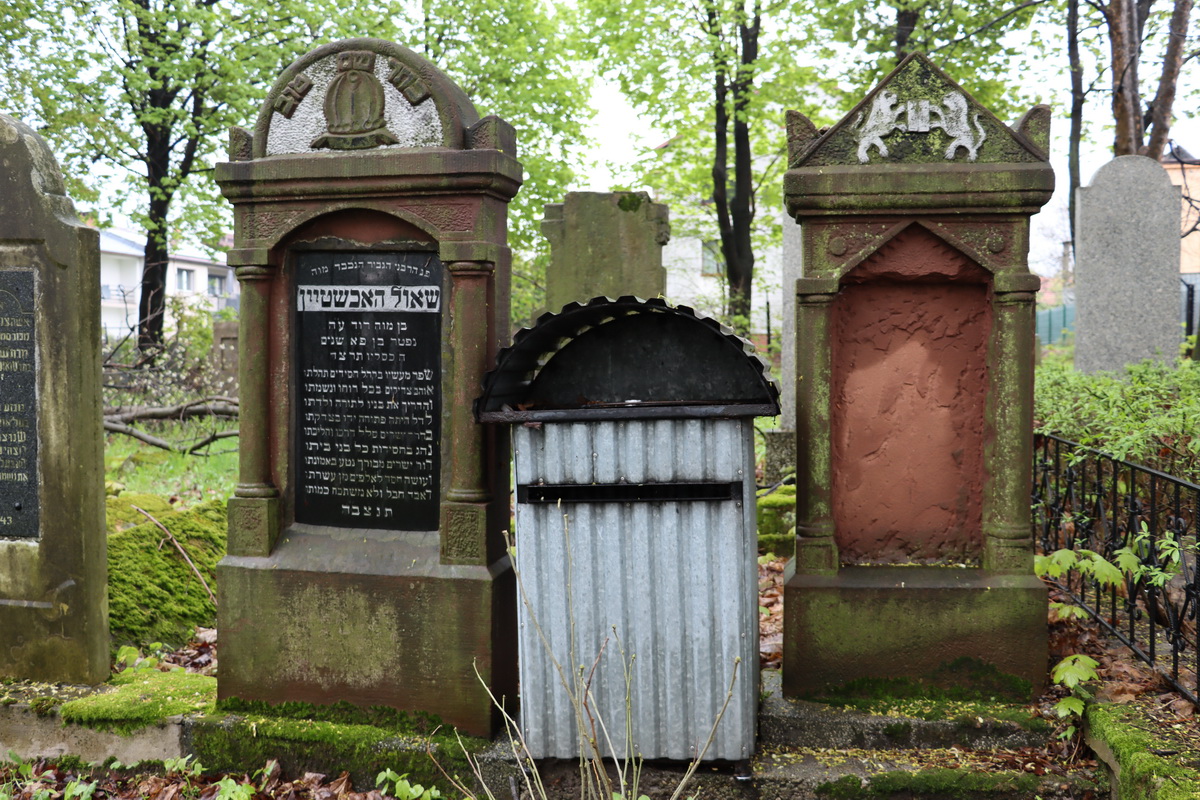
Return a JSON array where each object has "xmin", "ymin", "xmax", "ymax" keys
[{"xmin": 477, "ymin": 297, "xmax": 779, "ymax": 761}]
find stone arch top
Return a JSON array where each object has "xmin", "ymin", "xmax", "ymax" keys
[
  {"xmin": 253, "ymin": 38, "xmax": 481, "ymax": 158},
  {"xmin": 1085, "ymin": 155, "xmax": 1177, "ymax": 194}
]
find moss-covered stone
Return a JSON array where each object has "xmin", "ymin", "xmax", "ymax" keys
[
  {"xmin": 802, "ymin": 658, "xmax": 1046, "ymax": 732},
  {"xmin": 816, "ymin": 768, "xmax": 1044, "ymax": 798},
  {"xmin": 758, "ymin": 532, "xmax": 796, "ymax": 557},
  {"xmin": 757, "ymin": 485, "xmax": 796, "ymax": 539},
  {"xmin": 1086, "ymin": 702, "xmax": 1200, "ymax": 800},
  {"xmin": 60, "ymin": 668, "xmax": 217, "ymax": 734},
  {"xmin": 108, "ymin": 500, "xmax": 226, "ymax": 649},
  {"xmin": 105, "ymin": 492, "xmax": 176, "ymax": 533},
  {"xmin": 190, "ymin": 712, "xmax": 475, "ymax": 793}
]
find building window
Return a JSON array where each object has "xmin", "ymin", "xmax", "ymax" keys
[
  {"xmin": 701, "ymin": 240, "xmax": 724, "ymax": 277},
  {"xmin": 176, "ymin": 268, "xmax": 194, "ymax": 292},
  {"xmin": 208, "ymin": 275, "xmax": 226, "ymax": 297},
  {"xmin": 100, "ymin": 284, "xmax": 111, "ymax": 300}
]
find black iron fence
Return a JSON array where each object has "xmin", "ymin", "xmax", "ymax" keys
[{"xmin": 1033, "ymin": 433, "xmax": 1200, "ymax": 704}]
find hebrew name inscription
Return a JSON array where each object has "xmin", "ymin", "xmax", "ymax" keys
[
  {"xmin": 0, "ymin": 271, "xmax": 38, "ymax": 539},
  {"xmin": 294, "ymin": 252, "xmax": 442, "ymax": 530}
]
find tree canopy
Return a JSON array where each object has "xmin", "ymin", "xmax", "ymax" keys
[{"xmin": 0, "ymin": 0, "xmax": 588, "ymax": 345}]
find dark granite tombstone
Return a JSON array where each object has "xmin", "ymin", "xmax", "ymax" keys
[
  {"xmin": 0, "ymin": 113, "xmax": 108, "ymax": 683},
  {"xmin": 781, "ymin": 55, "xmax": 1052, "ymax": 696},
  {"xmin": 214, "ymin": 39, "xmax": 521, "ymax": 736}
]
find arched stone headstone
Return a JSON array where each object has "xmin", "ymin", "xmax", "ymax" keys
[
  {"xmin": 1075, "ymin": 156, "xmax": 1181, "ymax": 373},
  {"xmin": 0, "ymin": 113, "xmax": 107, "ymax": 684},
  {"xmin": 215, "ymin": 39, "xmax": 521, "ymax": 736}
]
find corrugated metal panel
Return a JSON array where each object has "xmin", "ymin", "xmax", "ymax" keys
[{"xmin": 513, "ymin": 418, "xmax": 758, "ymax": 761}]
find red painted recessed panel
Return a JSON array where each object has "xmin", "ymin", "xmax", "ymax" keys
[{"xmin": 831, "ymin": 226, "xmax": 992, "ymax": 563}]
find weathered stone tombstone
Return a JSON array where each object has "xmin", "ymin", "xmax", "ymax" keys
[
  {"xmin": 1074, "ymin": 156, "xmax": 1181, "ymax": 373},
  {"xmin": 781, "ymin": 54, "xmax": 1051, "ymax": 695},
  {"xmin": 214, "ymin": 39, "xmax": 521, "ymax": 735},
  {"xmin": 210, "ymin": 320, "xmax": 238, "ymax": 396},
  {"xmin": 761, "ymin": 212, "xmax": 802, "ymax": 484},
  {"xmin": 0, "ymin": 114, "xmax": 108, "ymax": 683},
  {"xmin": 540, "ymin": 191, "xmax": 669, "ymax": 311}
]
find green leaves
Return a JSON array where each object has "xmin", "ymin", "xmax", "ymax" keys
[{"xmin": 1051, "ymin": 654, "xmax": 1099, "ymax": 691}]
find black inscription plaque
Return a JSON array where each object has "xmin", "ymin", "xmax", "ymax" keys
[
  {"xmin": 294, "ymin": 251, "xmax": 441, "ymax": 530},
  {"xmin": 0, "ymin": 271, "xmax": 37, "ymax": 539}
]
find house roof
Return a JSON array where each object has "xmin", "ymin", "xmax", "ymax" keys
[
  {"xmin": 98, "ymin": 229, "xmax": 143, "ymax": 257},
  {"xmin": 97, "ymin": 228, "xmax": 226, "ymax": 268},
  {"xmin": 1164, "ymin": 143, "xmax": 1199, "ymax": 164}
]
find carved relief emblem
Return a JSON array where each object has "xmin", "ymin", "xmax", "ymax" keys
[
  {"xmin": 311, "ymin": 51, "xmax": 399, "ymax": 150},
  {"xmin": 854, "ymin": 90, "xmax": 987, "ymax": 163}
]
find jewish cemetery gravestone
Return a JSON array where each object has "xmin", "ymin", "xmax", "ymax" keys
[
  {"xmin": 214, "ymin": 38, "xmax": 521, "ymax": 735},
  {"xmin": 761, "ymin": 211, "xmax": 802, "ymax": 483},
  {"xmin": 540, "ymin": 191, "xmax": 669, "ymax": 311},
  {"xmin": 0, "ymin": 113, "xmax": 108, "ymax": 683},
  {"xmin": 781, "ymin": 54, "xmax": 1052, "ymax": 695},
  {"xmin": 1074, "ymin": 156, "xmax": 1181, "ymax": 373}
]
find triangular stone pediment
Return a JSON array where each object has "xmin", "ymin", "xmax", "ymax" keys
[
  {"xmin": 793, "ymin": 53, "xmax": 1046, "ymax": 168},
  {"xmin": 840, "ymin": 222, "xmax": 990, "ymax": 284}
]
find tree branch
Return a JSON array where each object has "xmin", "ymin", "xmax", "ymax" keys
[{"xmin": 932, "ymin": 0, "xmax": 1052, "ymax": 51}]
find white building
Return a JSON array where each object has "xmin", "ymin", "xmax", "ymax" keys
[
  {"xmin": 99, "ymin": 229, "xmax": 238, "ymax": 341},
  {"xmin": 662, "ymin": 233, "xmax": 785, "ymax": 357}
]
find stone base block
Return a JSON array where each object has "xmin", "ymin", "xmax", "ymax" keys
[
  {"xmin": 217, "ymin": 528, "xmax": 516, "ymax": 737},
  {"xmin": 783, "ymin": 566, "xmax": 1046, "ymax": 698}
]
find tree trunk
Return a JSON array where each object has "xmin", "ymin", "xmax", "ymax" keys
[
  {"xmin": 894, "ymin": 6, "xmax": 920, "ymax": 61},
  {"xmin": 138, "ymin": 122, "xmax": 173, "ymax": 351},
  {"xmin": 1144, "ymin": 0, "xmax": 1193, "ymax": 160},
  {"xmin": 1068, "ymin": 0, "xmax": 1085, "ymax": 251},
  {"xmin": 723, "ymin": 10, "xmax": 758, "ymax": 330},
  {"xmin": 1108, "ymin": 0, "xmax": 1145, "ymax": 154}
]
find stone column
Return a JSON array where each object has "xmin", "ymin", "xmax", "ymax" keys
[
  {"xmin": 793, "ymin": 280, "xmax": 838, "ymax": 574},
  {"xmin": 983, "ymin": 282, "xmax": 1038, "ymax": 572},
  {"xmin": 227, "ymin": 264, "xmax": 277, "ymax": 557},
  {"xmin": 441, "ymin": 260, "xmax": 493, "ymax": 566}
]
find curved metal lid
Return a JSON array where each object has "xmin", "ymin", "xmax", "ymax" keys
[{"xmin": 476, "ymin": 296, "xmax": 780, "ymax": 422}]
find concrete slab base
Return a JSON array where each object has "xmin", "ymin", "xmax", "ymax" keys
[
  {"xmin": 0, "ymin": 705, "xmax": 183, "ymax": 764},
  {"xmin": 783, "ymin": 566, "xmax": 1048, "ymax": 698}
]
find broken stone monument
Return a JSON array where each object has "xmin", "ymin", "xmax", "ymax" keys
[
  {"xmin": 0, "ymin": 113, "xmax": 108, "ymax": 684},
  {"xmin": 1074, "ymin": 156, "xmax": 1181, "ymax": 373},
  {"xmin": 781, "ymin": 54, "xmax": 1051, "ymax": 696},
  {"xmin": 214, "ymin": 39, "xmax": 521, "ymax": 736},
  {"xmin": 540, "ymin": 191, "xmax": 669, "ymax": 310}
]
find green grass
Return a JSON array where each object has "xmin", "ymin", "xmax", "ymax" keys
[{"xmin": 104, "ymin": 423, "xmax": 238, "ymax": 504}]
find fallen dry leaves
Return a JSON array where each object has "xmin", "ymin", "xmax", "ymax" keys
[
  {"xmin": 0, "ymin": 759, "xmax": 397, "ymax": 800},
  {"xmin": 758, "ymin": 557, "xmax": 785, "ymax": 669}
]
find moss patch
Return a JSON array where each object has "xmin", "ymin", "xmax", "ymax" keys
[
  {"xmin": 1086, "ymin": 702, "xmax": 1200, "ymax": 800},
  {"xmin": 60, "ymin": 669, "xmax": 217, "ymax": 734},
  {"xmin": 190, "ymin": 713, "xmax": 475, "ymax": 794},
  {"xmin": 105, "ymin": 492, "xmax": 176, "ymax": 533},
  {"xmin": 758, "ymin": 485, "xmax": 797, "ymax": 540},
  {"xmin": 803, "ymin": 658, "xmax": 1046, "ymax": 732},
  {"xmin": 107, "ymin": 500, "xmax": 226, "ymax": 649},
  {"xmin": 758, "ymin": 532, "xmax": 796, "ymax": 557},
  {"xmin": 214, "ymin": 697, "xmax": 478, "ymax": 749},
  {"xmin": 816, "ymin": 768, "xmax": 1043, "ymax": 798}
]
